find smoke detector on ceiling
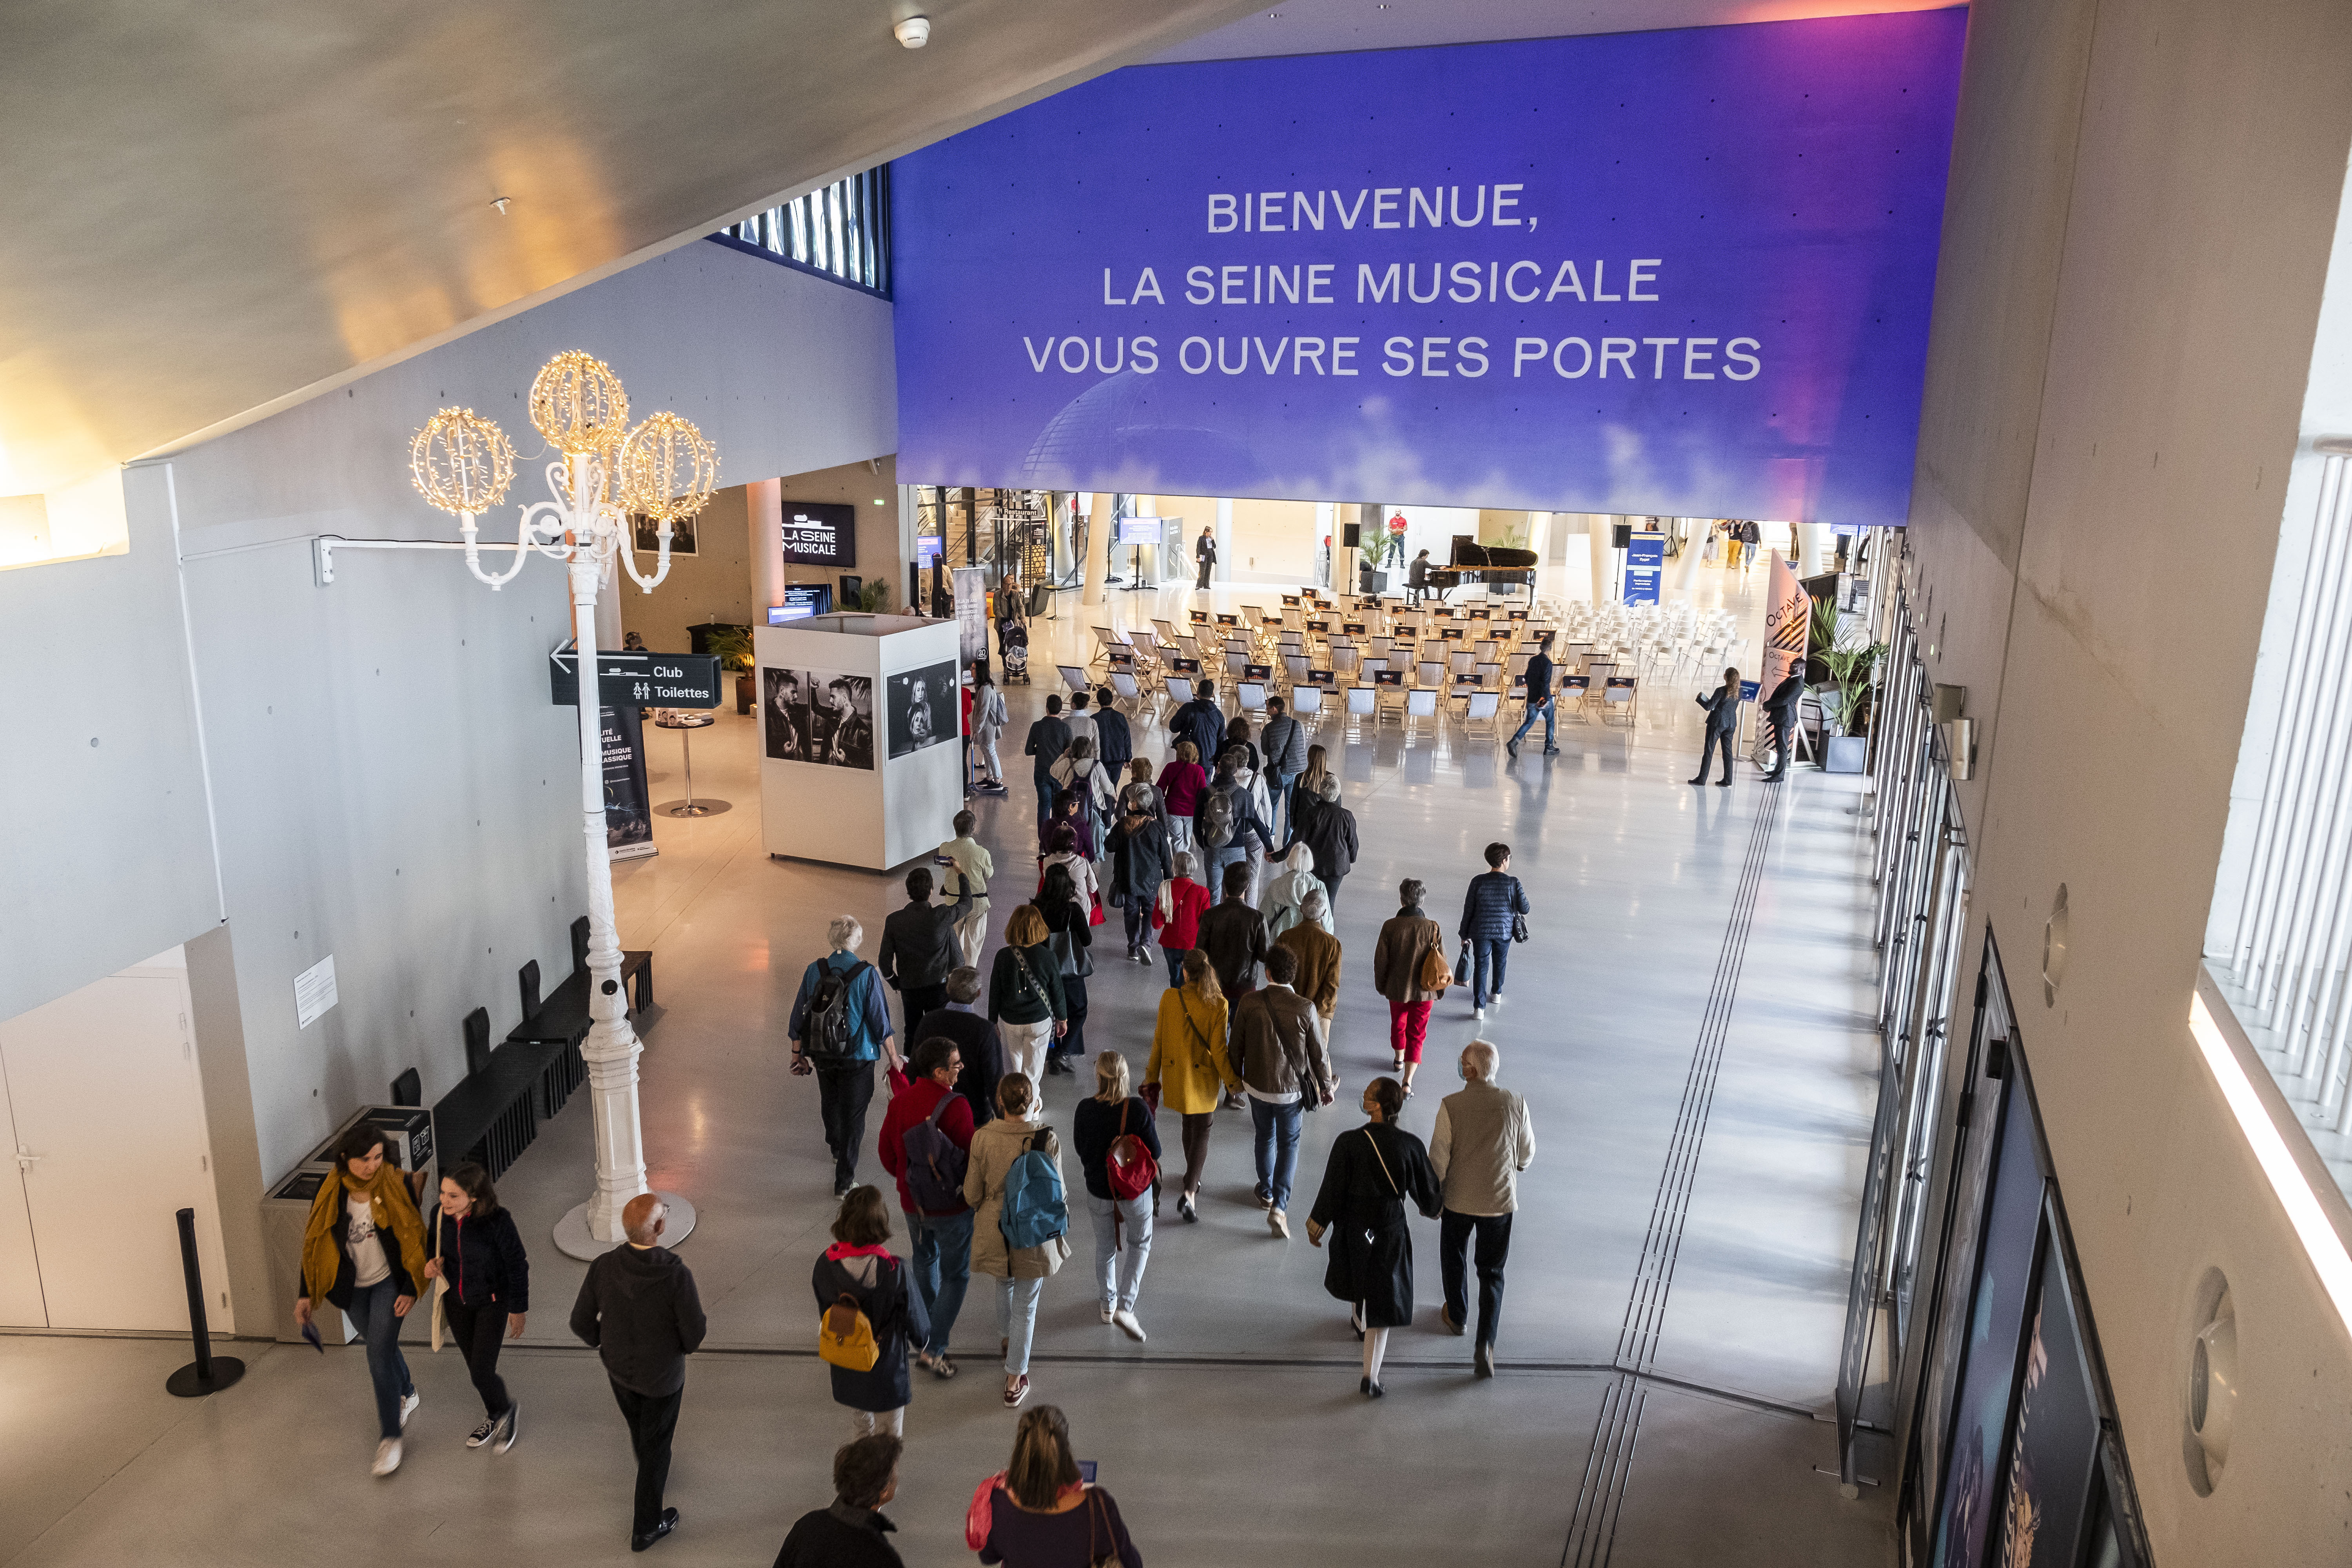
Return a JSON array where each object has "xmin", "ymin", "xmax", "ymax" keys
[{"xmin": 894, "ymin": 15, "xmax": 931, "ymax": 48}]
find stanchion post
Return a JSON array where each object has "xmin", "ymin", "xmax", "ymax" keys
[{"xmin": 165, "ymin": 1207, "xmax": 245, "ymax": 1397}]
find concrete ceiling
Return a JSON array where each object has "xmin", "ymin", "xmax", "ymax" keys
[
  {"xmin": 0, "ymin": 0, "xmax": 1265, "ymax": 498},
  {"xmin": 1152, "ymin": 0, "xmax": 1960, "ymax": 63}
]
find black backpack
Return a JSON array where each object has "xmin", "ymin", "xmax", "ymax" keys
[{"xmin": 806, "ymin": 960, "xmax": 873, "ymax": 1060}]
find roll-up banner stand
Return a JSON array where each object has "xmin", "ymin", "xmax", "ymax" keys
[
  {"xmin": 953, "ymin": 566, "xmax": 991, "ymax": 667},
  {"xmin": 603, "ymin": 702, "xmax": 655, "ymax": 860},
  {"xmin": 1623, "ymin": 533, "xmax": 1664, "ymax": 604},
  {"xmin": 1762, "ymin": 550, "xmax": 1808, "ymax": 702}
]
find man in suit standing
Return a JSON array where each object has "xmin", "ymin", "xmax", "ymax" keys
[
  {"xmin": 571, "ymin": 1194, "xmax": 707, "ymax": 1552},
  {"xmin": 1195, "ymin": 527, "xmax": 1217, "ymax": 590},
  {"xmin": 1762, "ymin": 671, "xmax": 1805, "ymax": 782}
]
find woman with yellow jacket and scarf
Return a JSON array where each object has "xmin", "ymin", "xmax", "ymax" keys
[
  {"xmin": 1144, "ymin": 949, "xmax": 1241, "ymax": 1222},
  {"xmin": 296, "ymin": 1123, "xmax": 431, "ymax": 1476}
]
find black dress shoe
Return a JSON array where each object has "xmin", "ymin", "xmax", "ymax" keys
[
  {"xmin": 1686, "ymin": 777, "xmax": 1706, "ymax": 786},
  {"xmin": 1763, "ymin": 771, "xmax": 1786, "ymax": 782},
  {"xmin": 1715, "ymin": 777, "xmax": 1732, "ymax": 787},
  {"xmin": 632, "ymin": 1508, "xmax": 679, "ymax": 1552},
  {"xmin": 1361, "ymin": 1377, "xmax": 1385, "ymax": 1399}
]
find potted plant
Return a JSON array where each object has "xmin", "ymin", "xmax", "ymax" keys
[
  {"xmin": 1357, "ymin": 527, "xmax": 1397, "ymax": 593},
  {"xmin": 704, "ymin": 625, "xmax": 757, "ymax": 715},
  {"xmin": 1808, "ymin": 597, "xmax": 1883, "ymax": 773}
]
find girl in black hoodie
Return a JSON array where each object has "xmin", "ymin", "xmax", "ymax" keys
[{"xmin": 426, "ymin": 1161, "xmax": 530, "ymax": 1452}]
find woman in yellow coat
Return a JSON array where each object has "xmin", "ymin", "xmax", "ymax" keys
[{"xmin": 1144, "ymin": 949, "xmax": 1240, "ymax": 1221}]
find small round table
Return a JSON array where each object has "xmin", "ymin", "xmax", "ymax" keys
[{"xmin": 653, "ymin": 710, "xmax": 730, "ymax": 817}]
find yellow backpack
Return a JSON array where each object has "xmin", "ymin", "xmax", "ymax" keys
[{"xmin": 818, "ymin": 1292, "xmax": 879, "ymax": 1372}]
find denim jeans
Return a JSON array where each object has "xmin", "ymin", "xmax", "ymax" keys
[
  {"xmin": 1207, "ymin": 844, "xmax": 1250, "ymax": 898},
  {"xmin": 1267, "ymin": 769, "xmax": 1296, "ymax": 834},
  {"xmin": 1470, "ymin": 937, "xmax": 1511, "ymax": 1006},
  {"xmin": 1163, "ymin": 945, "xmax": 1189, "ymax": 987},
  {"xmin": 1035, "ymin": 777, "xmax": 1058, "ymax": 826},
  {"xmin": 996, "ymin": 1275, "xmax": 1044, "ymax": 1374},
  {"xmin": 1249, "ymin": 1097, "xmax": 1305, "ymax": 1213},
  {"xmin": 344, "ymin": 1277, "xmax": 417, "ymax": 1438},
  {"xmin": 904, "ymin": 1208, "xmax": 974, "ymax": 1357},
  {"xmin": 1509, "ymin": 697, "xmax": 1556, "ymax": 749},
  {"xmin": 1085, "ymin": 1193, "xmax": 1153, "ymax": 1310}
]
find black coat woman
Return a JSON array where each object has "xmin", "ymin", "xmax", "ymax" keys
[
  {"xmin": 425, "ymin": 1160, "xmax": 530, "ymax": 1452},
  {"xmin": 1308, "ymin": 1076, "xmax": 1442, "ymax": 1397}
]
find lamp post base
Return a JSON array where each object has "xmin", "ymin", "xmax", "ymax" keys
[
  {"xmin": 657, "ymin": 799, "xmax": 730, "ymax": 817},
  {"xmin": 553, "ymin": 1191, "xmax": 698, "ymax": 1260}
]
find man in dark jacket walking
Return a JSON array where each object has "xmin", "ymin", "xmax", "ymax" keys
[
  {"xmin": 773, "ymin": 1434, "xmax": 906, "ymax": 1568},
  {"xmin": 1761, "ymin": 671, "xmax": 1804, "ymax": 781},
  {"xmin": 1506, "ymin": 636, "xmax": 1559, "ymax": 757},
  {"xmin": 1023, "ymin": 696, "xmax": 1073, "ymax": 826},
  {"xmin": 571, "ymin": 1194, "xmax": 708, "ymax": 1552},
  {"xmin": 1294, "ymin": 775, "xmax": 1359, "ymax": 907},
  {"xmin": 1459, "ymin": 842, "xmax": 1531, "ymax": 1020},
  {"xmin": 1258, "ymin": 696, "xmax": 1309, "ymax": 836},
  {"xmin": 1091, "ymin": 686, "xmax": 1134, "ymax": 779},
  {"xmin": 876, "ymin": 867, "xmax": 974, "ymax": 1028},
  {"xmin": 1197, "ymin": 861, "xmax": 1272, "ymax": 1033},
  {"xmin": 1171, "ymin": 681, "xmax": 1227, "ymax": 769}
]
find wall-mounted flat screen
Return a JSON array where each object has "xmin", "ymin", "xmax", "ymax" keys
[{"xmin": 782, "ymin": 502, "xmax": 858, "ymax": 566}]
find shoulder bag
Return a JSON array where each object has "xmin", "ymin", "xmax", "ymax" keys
[
  {"xmin": 1510, "ymin": 877, "xmax": 1530, "ymax": 943},
  {"xmin": 1086, "ymin": 1488, "xmax": 1120, "ymax": 1568}
]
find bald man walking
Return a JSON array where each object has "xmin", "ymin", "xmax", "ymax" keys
[
  {"xmin": 571, "ymin": 1194, "xmax": 707, "ymax": 1552},
  {"xmin": 1430, "ymin": 1043, "xmax": 1535, "ymax": 1379}
]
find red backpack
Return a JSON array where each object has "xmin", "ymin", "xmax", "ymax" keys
[{"xmin": 1105, "ymin": 1101, "xmax": 1158, "ymax": 1201}]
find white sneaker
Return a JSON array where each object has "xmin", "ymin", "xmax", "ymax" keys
[
  {"xmin": 1474, "ymin": 1006, "xmax": 1486, "ymax": 1020},
  {"xmin": 399, "ymin": 1391, "xmax": 421, "ymax": 1429},
  {"xmin": 1490, "ymin": 993, "xmax": 1504, "ymax": 1005},
  {"xmin": 372, "ymin": 1438, "xmax": 402, "ymax": 1477},
  {"xmin": 1113, "ymin": 1308, "xmax": 1147, "ymax": 1343},
  {"xmin": 1100, "ymin": 1305, "xmax": 1115, "ymax": 1323}
]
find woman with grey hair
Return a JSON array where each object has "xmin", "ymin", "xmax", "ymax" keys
[{"xmin": 791, "ymin": 915, "xmax": 899, "ymax": 1196}]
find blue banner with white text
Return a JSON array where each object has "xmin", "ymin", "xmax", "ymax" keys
[{"xmin": 891, "ymin": 12, "xmax": 1963, "ymax": 525}]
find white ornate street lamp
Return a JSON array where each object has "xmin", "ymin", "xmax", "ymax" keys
[{"xmin": 409, "ymin": 351, "xmax": 719, "ymax": 1258}]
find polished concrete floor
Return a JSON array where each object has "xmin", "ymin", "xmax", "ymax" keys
[{"xmin": 0, "ymin": 555, "xmax": 1898, "ymax": 1567}]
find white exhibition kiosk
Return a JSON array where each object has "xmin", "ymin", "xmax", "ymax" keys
[{"xmin": 753, "ymin": 613, "xmax": 964, "ymax": 870}]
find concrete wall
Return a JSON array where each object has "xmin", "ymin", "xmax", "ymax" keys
[
  {"xmin": 771, "ymin": 454, "xmax": 909, "ymax": 609},
  {"xmin": 0, "ymin": 466, "xmax": 221, "ymax": 1027},
  {"xmin": 1907, "ymin": 0, "xmax": 2352, "ymax": 1554},
  {"xmin": 0, "ymin": 240, "xmax": 895, "ymax": 1198},
  {"xmin": 619, "ymin": 483, "xmax": 757, "ymax": 654}
]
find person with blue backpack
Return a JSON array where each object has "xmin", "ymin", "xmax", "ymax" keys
[
  {"xmin": 877, "ymin": 1034, "xmax": 977, "ymax": 1382},
  {"xmin": 792, "ymin": 917, "xmax": 901, "ymax": 1197},
  {"xmin": 963, "ymin": 1073, "xmax": 1071, "ymax": 1410}
]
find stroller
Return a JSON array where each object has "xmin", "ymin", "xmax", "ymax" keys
[{"xmin": 998, "ymin": 617, "xmax": 1031, "ymax": 683}]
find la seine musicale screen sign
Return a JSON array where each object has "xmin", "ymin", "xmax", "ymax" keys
[{"xmin": 891, "ymin": 11, "xmax": 1963, "ymax": 524}]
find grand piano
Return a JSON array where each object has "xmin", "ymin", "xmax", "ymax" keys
[{"xmin": 1424, "ymin": 536, "xmax": 1538, "ymax": 600}]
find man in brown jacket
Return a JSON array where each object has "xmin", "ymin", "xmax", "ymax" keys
[
  {"xmin": 1430, "ymin": 1040, "xmax": 1536, "ymax": 1377},
  {"xmin": 1232, "ymin": 946, "xmax": 1336, "ymax": 1238},
  {"xmin": 1371, "ymin": 878, "xmax": 1447, "ymax": 1097},
  {"xmin": 1272, "ymin": 884, "xmax": 1341, "ymax": 1023}
]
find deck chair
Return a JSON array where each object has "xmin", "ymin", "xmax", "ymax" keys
[
  {"xmin": 1108, "ymin": 669, "xmax": 1145, "ymax": 712},
  {"xmin": 1289, "ymin": 684, "xmax": 1325, "ymax": 717},
  {"xmin": 1237, "ymin": 682, "xmax": 1268, "ymax": 712},
  {"xmin": 1404, "ymin": 686, "xmax": 1439, "ymax": 733},
  {"xmin": 1463, "ymin": 690, "xmax": 1503, "ymax": 736},
  {"xmin": 1602, "ymin": 676, "xmax": 1639, "ymax": 726}
]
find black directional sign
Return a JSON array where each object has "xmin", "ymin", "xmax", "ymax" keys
[{"xmin": 550, "ymin": 648, "xmax": 723, "ymax": 709}]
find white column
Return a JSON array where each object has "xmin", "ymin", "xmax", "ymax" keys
[
  {"xmin": 1082, "ymin": 491, "xmax": 1112, "ymax": 606},
  {"xmin": 1800, "ymin": 523, "xmax": 1834, "ymax": 576},
  {"xmin": 748, "ymin": 478, "xmax": 786, "ymax": 613},
  {"xmin": 1214, "ymin": 498, "xmax": 1234, "ymax": 584},
  {"xmin": 1671, "ymin": 518, "xmax": 1706, "ymax": 597}
]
